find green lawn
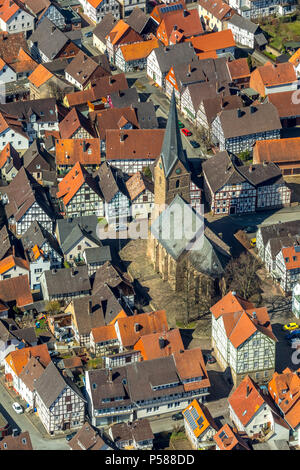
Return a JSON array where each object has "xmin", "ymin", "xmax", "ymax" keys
[
  {"xmin": 176, "ymin": 321, "xmax": 197, "ymax": 329},
  {"xmin": 35, "ymin": 319, "xmax": 48, "ymax": 337},
  {"xmin": 87, "ymin": 357, "xmax": 103, "ymax": 369},
  {"xmin": 262, "ymin": 19, "xmax": 300, "ymax": 51}
]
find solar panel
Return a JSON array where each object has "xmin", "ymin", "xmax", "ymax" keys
[
  {"xmin": 295, "ymin": 246, "xmax": 300, "ymax": 252},
  {"xmin": 190, "ymin": 407, "xmax": 199, "ymax": 421},
  {"xmin": 183, "ymin": 410, "xmax": 197, "ymax": 431},
  {"xmin": 160, "ymin": 4, "xmax": 183, "ymax": 14},
  {"xmin": 197, "ymin": 416, "xmax": 204, "ymax": 428}
]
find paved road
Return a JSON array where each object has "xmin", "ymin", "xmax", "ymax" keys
[{"xmin": 0, "ymin": 380, "xmax": 69, "ymax": 450}]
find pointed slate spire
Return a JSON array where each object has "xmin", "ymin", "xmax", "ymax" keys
[{"xmin": 160, "ymin": 89, "xmax": 189, "ymax": 178}]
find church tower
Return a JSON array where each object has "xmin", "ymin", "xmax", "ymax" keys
[{"xmin": 153, "ymin": 90, "xmax": 191, "ymax": 213}]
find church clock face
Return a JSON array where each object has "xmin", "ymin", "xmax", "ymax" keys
[
  {"xmin": 175, "ymin": 168, "xmax": 181, "ymax": 175},
  {"xmin": 159, "ymin": 163, "xmax": 162, "ymax": 169}
]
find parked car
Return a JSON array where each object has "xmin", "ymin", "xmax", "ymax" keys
[
  {"xmin": 286, "ymin": 329, "xmax": 300, "ymax": 340},
  {"xmin": 205, "ymin": 353, "xmax": 216, "ymax": 364},
  {"xmin": 283, "ymin": 322, "xmax": 299, "ymax": 331},
  {"xmin": 84, "ymin": 31, "xmax": 93, "ymax": 37},
  {"xmin": 172, "ymin": 412, "xmax": 183, "ymax": 421},
  {"xmin": 178, "ymin": 121, "xmax": 184, "ymax": 128},
  {"xmin": 250, "ymin": 238, "xmax": 256, "ymax": 248},
  {"xmin": 181, "ymin": 128, "xmax": 192, "ymax": 136},
  {"xmin": 50, "ymin": 350, "xmax": 60, "ymax": 357},
  {"xmin": 12, "ymin": 402, "xmax": 24, "ymax": 414},
  {"xmin": 190, "ymin": 140, "xmax": 200, "ymax": 148},
  {"xmin": 245, "ymin": 226, "xmax": 256, "ymax": 233},
  {"xmin": 65, "ymin": 432, "xmax": 77, "ymax": 442}
]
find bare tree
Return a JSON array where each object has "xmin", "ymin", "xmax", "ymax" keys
[{"xmin": 224, "ymin": 252, "xmax": 262, "ymax": 300}]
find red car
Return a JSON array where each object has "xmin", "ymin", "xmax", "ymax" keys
[{"xmin": 181, "ymin": 128, "xmax": 192, "ymax": 136}]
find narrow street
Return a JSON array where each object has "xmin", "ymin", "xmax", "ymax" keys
[{"xmin": 0, "ymin": 380, "xmax": 69, "ymax": 450}]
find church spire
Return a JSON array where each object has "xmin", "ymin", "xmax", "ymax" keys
[{"xmin": 160, "ymin": 89, "xmax": 189, "ymax": 178}]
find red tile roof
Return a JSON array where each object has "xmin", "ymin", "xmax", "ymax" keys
[
  {"xmin": 268, "ymin": 368, "xmax": 300, "ymax": 430},
  {"xmin": 281, "ymin": 245, "xmax": 300, "ymax": 270},
  {"xmin": 213, "ymin": 423, "xmax": 250, "ymax": 450},
  {"xmin": 0, "ymin": 254, "xmax": 29, "ymax": 275},
  {"xmin": 188, "ymin": 30, "xmax": 235, "ymax": 53},
  {"xmin": 0, "ymin": 274, "xmax": 33, "ymax": 307},
  {"xmin": 253, "ymin": 137, "xmax": 300, "ymax": 164},
  {"xmin": 228, "ymin": 375, "xmax": 266, "ymax": 426},
  {"xmin": 57, "ymin": 161, "xmax": 100, "ymax": 206},
  {"xmin": 227, "ymin": 58, "xmax": 250, "ymax": 80},
  {"xmin": 105, "ymin": 129, "xmax": 165, "ymax": 161},
  {"xmin": 133, "ymin": 328, "xmax": 184, "ymax": 360},
  {"xmin": 28, "ymin": 63, "xmax": 53, "ymax": 88}
]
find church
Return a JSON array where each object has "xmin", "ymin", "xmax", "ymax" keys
[{"xmin": 147, "ymin": 91, "xmax": 231, "ymax": 299}]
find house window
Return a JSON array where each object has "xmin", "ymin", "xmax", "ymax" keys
[{"xmin": 65, "ymin": 396, "xmax": 71, "ymax": 403}]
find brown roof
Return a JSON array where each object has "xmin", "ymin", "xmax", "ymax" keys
[
  {"xmin": 198, "ymin": 0, "xmax": 234, "ymax": 20},
  {"xmin": 0, "ymin": 274, "xmax": 33, "ymax": 307},
  {"xmin": 59, "ymin": 107, "xmax": 97, "ymax": 139},
  {"xmin": 213, "ymin": 423, "xmax": 250, "ymax": 450},
  {"xmin": 227, "ymin": 58, "xmax": 250, "ymax": 80},
  {"xmin": 94, "ymin": 106, "xmax": 139, "ymax": 140},
  {"xmin": 105, "ymin": 129, "xmax": 165, "ymax": 161},
  {"xmin": 267, "ymin": 90, "xmax": 300, "ymax": 118},
  {"xmin": 125, "ymin": 171, "xmax": 154, "ymax": 201},
  {"xmin": 93, "ymin": 13, "xmax": 118, "ymax": 43},
  {"xmin": 202, "ymin": 94, "xmax": 243, "ymax": 125},
  {"xmin": 65, "ymin": 73, "xmax": 128, "ymax": 107},
  {"xmin": 110, "ymin": 419, "xmax": 154, "ymax": 444},
  {"xmin": 0, "ymin": 431, "xmax": 33, "ymax": 450},
  {"xmin": 134, "ymin": 328, "xmax": 184, "ymax": 360},
  {"xmin": 158, "ymin": 8, "xmax": 204, "ymax": 43},
  {"xmin": 69, "ymin": 422, "xmax": 108, "ymax": 450},
  {"xmin": 19, "ymin": 356, "xmax": 45, "ymax": 392},
  {"xmin": 173, "ymin": 348, "xmax": 210, "ymax": 390},
  {"xmin": 0, "ymin": 31, "xmax": 28, "ymax": 63},
  {"xmin": 94, "ymin": 162, "xmax": 127, "ymax": 203},
  {"xmin": 55, "ymin": 138, "xmax": 101, "ymax": 166},
  {"xmin": 253, "ymin": 62, "xmax": 297, "ymax": 88},
  {"xmin": 65, "ymin": 50, "xmax": 110, "ymax": 87}
]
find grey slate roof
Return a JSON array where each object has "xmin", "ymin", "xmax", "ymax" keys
[
  {"xmin": 29, "ymin": 17, "xmax": 70, "ymax": 60},
  {"xmin": 160, "ymin": 91, "xmax": 189, "ymax": 178},
  {"xmin": 151, "ymin": 194, "xmax": 230, "ymax": 277},
  {"xmin": 0, "ymin": 98, "xmax": 58, "ymax": 124},
  {"xmin": 238, "ymin": 161, "xmax": 284, "ymax": 186},
  {"xmin": 126, "ymin": 7, "xmax": 150, "ymax": 35},
  {"xmin": 110, "ymin": 419, "xmax": 154, "ymax": 444},
  {"xmin": 61, "ymin": 223, "xmax": 102, "ymax": 255},
  {"xmin": 153, "ymin": 43, "xmax": 196, "ymax": 74},
  {"xmin": 56, "ymin": 215, "xmax": 100, "ymax": 247},
  {"xmin": 42, "ymin": 265, "xmax": 91, "ymax": 296},
  {"xmin": 255, "ymin": 32, "xmax": 268, "ymax": 47},
  {"xmin": 22, "ymin": 220, "xmax": 63, "ymax": 258},
  {"xmin": 93, "ymin": 13, "xmax": 118, "ymax": 43},
  {"xmin": 258, "ymin": 221, "xmax": 300, "ymax": 246},
  {"xmin": 135, "ymin": 102, "xmax": 158, "ymax": 129},
  {"xmin": 229, "ymin": 14, "xmax": 259, "ymax": 34},
  {"xmin": 217, "ymin": 104, "xmax": 281, "ymax": 139},
  {"xmin": 83, "ymin": 246, "xmax": 112, "ymax": 265},
  {"xmin": 110, "ymin": 88, "xmax": 139, "ymax": 108},
  {"xmin": 35, "ymin": 361, "xmax": 86, "ymax": 409},
  {"xmin": 202, "ymin": 151, "xmax": 247, "ymax": 193}
]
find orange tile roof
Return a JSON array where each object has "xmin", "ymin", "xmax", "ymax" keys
[
  {"xmin": 211, "ymin": 292, "xmax": 276, "ymax": 347},
  {"xmin": 5, "ymin": 344, "xmax": 51, "ymax": 377},
  {"xmin": 0, "ymin": 255, "xmax": 29, "ymax": 275},
  {"xmin": 133, "ymin": 328, "xmax": 184, "ymax": 360},
  {"xmin": 57, "ymin": 161, "xmax": 99, "ymax": 206},
  {"xmin": 183, "ymin": 399, "xmax": 217, "ymax": 438},
  {"xmin": 0, "ymin": 56, "xmax": 6, "ymax": 71},
  {"xmin": 198, "ymin": 0, "xmax": 233, "ymax": 20},
  {"xmin": 119, "ymin": 38, "xmax": 159, "ymax": 62},
  {"xmin": 55, "ymin": 138, "xmax": 101, "ymax": 166},
  {"xmin": 173, "ymin": 348, "xmax": 210, "ymax": 391},
  {"xmin": 289, "ymin": 48, "xmax": 300, "ymax": 67},
  {"xmin": 157, "ymin": 8, "xmax": 203, "ymax": 44},
  {"xmin": 0, "ymin": 0, "xmax": 20, "ymax": 23},
  {"xmin": 107, "ymin": 20, "xmax": 130, "ymax": 45},
  {"xmin": 228, "ymin": 375, "xmax": 266, "ymax": 426},
  {"xmin": 150, "ymin": 1, "xmax": 186, "ymax": 24},
  {"xmin": 116, "ymin": 310, "xmax": 168, "ymax": 348},
  {"xmin": 91, "ymin": 324, "xmax": 117, "ymax": 343},
  {"xmin": 11, "ymin": 48, "xmax": 38, "ymax": 73},
  {"xmin": 254, "ymin": 62, "xmax": 297, "ymax": 88},
  {"xmin": 0, "ymin": 142, "xmax": 20, "ymax": 170},
  {"xmin": 253, "ymin": 137, "xmax": 300, "ymax": 164},
  {"xmin": 28, "ymin": 64, "xmax": 53, "ymax": 88},
  {"xmin": 86, "ymin": 0, "xmax": 103, "ymax": 8},
  {"xmin": 196, "ymin": 50, "xmax": 218, "ymax": 60},
  {"xmin": 188, "ymin": 29, "xmax": 235, "ymax": 53},
  {"xmin": 267, "ymin": 90, "xmax": 300, "ymax": 118},
  {"xmin": 282, "ymin": 246, "xmax": 300, "ymax": 270},
  {"xmin": 32, "ymin": 244, "xmax": 44, "ymax": 260},
  {"xmin": 268, "ymin": 368, "xmax": 300, "ymax": 429},
  {"xmin": 105, "ymin": 129, "xmax": 165, "ymax": 161},
  {"xmin": 213, "ymin": 423, "xmax": 249, "ymax": 450}
]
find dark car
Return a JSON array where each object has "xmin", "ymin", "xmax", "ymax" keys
[
  {"xmin": 245, "ymin": 226, "xmax": 256, "ymax": 233},
  {"xmin": 172, "ymin": 412, "xmax": 183, "ymax": 421},
  {"xmin": 190, "ymin": 140, "xmax": 200, "ymax": 148},
  {"xmin": 205, "ymin": 353, "xmax": 216, "ymax": 364},
  {"xmin": 286, "ymin": 329, "xmax": 300, "ymax": 341},
  {"xmin": 65, "ymin": 432, "xmax": 77, "ymax": 442}
]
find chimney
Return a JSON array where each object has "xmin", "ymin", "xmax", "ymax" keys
[
  {"xmin": 187, "ymin": 63, "xmax": 191, "ymax": 76},
  {"xmin": 218, "ymin": 232, "xmax": 223, "ymax": 239},
  {"xmin": 71, "ymin": 268, "xmax": 75, "ymax": 277},
  {"xmin": 183, "ymin": 9, "xmax": 189, "ymax": 16},
  {"xmin": 174, "ymin": 24, "xmax": 177, "ymax": 31},
  {"xmin": 188, "ymin": 41, "xmax": 193, "ymax": 48},
  {"xmin": 164, "ymin": 46, "xmax": 169, "ymax": 52},
  {"xmin": 134, "ymin": 323, "xmax": 140, "ymax": 333},
  {"xmin": 250, "ymin": 106, "xmax": 256, "ymax": 114},
  {"xmin": 83, "ymin": 141, "xmax": 88, "ymax": 152},
  {"xmin": 51, "ymin": 26, "xmax": 56, "ymax": 34},
  {"xmin": 88, "ymin": 300, "xmax": 92, "ymax": 315},
  {"xmin": 249, "ymin": 165, "xmax": 254, "ymax": 173},
  {"xmin": 52, "ymin": 268, "xmax": 57, "ymax": 274},
  {"xmin": 246, "ymin": 385, "xmax": 251, "ymax": 398},
  {"xmin": 159, "ymin": 337, "xmax": 165, "ymax": 349},
  {"xmin": 263, "ymin": 160, "xmax": 267, "ymax": 166},
  {"xmin": 237, "ymin": 108, "xmax": 243, "ymax": 118},
  {"xmin": 12, "ymin": 429, "xmax": 19, "ymax": 437},
  {"xmin": 109, "ymin": 76, "xmax": 114, "ymax": 85},
  {"xmin": 216, "ymin": 80, "xmax": 219, "ymax": 94},
  {"xmin": 252, "ymin": 311, "xmax": 256, "ymax": 319},
  {"xmin": 120, "ymin": 132, "xmax": 126, "ymax": 142},
  {"xmin": 232, "ymin": 291, "xmax": 236, "ymax": 296},
  {"xmin": 107, "ymin": 367, "xmax": 112, "ymax": 383}
]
